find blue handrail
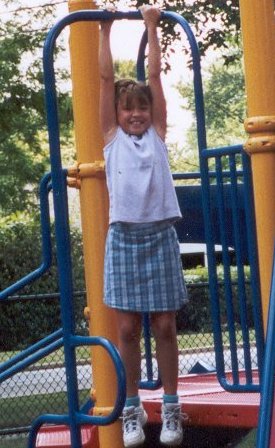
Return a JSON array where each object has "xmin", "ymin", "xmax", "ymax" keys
[
  {"xmin": 28, "ymin": 335, "xmax": 126, "ymax": 447},
  {"xmin": 0, "ymin": 172, "xmax": 52, "ymax": 301},
  {"xmin": 242, "ymin": 151, "xmax": 264, "ymax": 379},
  {"xmin": 0, "ymin": 328, "xmax": 63, "ymax": 377}
]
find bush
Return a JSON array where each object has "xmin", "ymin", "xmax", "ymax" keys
[
  {"xmin": 177, "ymin": 265, "xmax": 253, "ymax": 334},
  {"xmin": 0, "ymin": 213, "xmax": 85, "ymax": 350}
]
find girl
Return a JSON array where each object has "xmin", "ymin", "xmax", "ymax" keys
[{"xmin": 99, "ymin": 6, "xmax": 187, "ymax": 447}]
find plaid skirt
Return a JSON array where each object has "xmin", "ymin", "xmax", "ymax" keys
[{"xmin": 104, "ymin": 221, "xmax": 188, "ymax": 312}]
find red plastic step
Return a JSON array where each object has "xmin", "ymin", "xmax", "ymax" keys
[{"xmin": 36, "ymin": 424, "xmax": 99, "ymax": 448}]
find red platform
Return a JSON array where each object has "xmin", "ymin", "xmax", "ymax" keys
[
  {"xmin": 36, "ymin": 372, "xmax": 260, "ymax": 447},
  {"xmin": 141, "ymin": 372, "xmax": 259, "ymax": 429}
]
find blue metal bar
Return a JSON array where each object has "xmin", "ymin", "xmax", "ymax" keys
[
  {"xmin": 201, "ymin": 144, "xmax": 244, "ymax": 158},
  {"xmin": 28, "ymin": 414, "xmax": 70, "ymax": 448},
  {"xmin": 70, "ymin": 335, "xmax": 126, "ymax": 425},
  {"xmin": 0, "ymin": 172, "xmax": 52, "ymax": 300},
  {"xmin": 172, "ymin": 170, "xmax": 244, "ymax": 181},
  {"xmin": 242, "ymin": 151, "xmax": 264, "ymax": 381},
  {"xmin": 141, "ymin": 314, "xmax": 154, "ymax": 382},
  {"xmin": 28, "ymin": 335, "xmax": 126, "ymax": 447},
  {"xmin": 139, "ymin": 314, "xmax": 162, "ymax": 390},
  {"xmin": 136, "ymin": 29, "xmax": 147, "ymax": 81},
  {"xmin": 40, "ymin": 22, "xmax": 80, "ymax": 435},
  {"xmin": 136, "ymin": 28, "xmax": 161, "ymax": 391},
  {"xmin": 0, "ymin": 328, "xmax": 63, "ymax": 375},
  {"xmin": 0, "ymin": 338, "xmax": 64, "ymax": 383},
  {"xmin": 228, "ymin": 153, "xmax": 252, "ymax": 383},
  {"xmin": 199, "ymin": 159, "xmax": 227, "ymax": 385},
  {"xmin": 215, "ymin": 156, "xmax": 239, "ymax": 385},
  {"xmin": 173, "ymin": 172, "xmax": 201, "ymax": 180}
]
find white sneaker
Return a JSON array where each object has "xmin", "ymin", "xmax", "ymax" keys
[
  {"xmin": 122, "ymin": 405, "xmax": 148, "ymax": 447},
  {"xmin": 160, "ymin": 403, "xmax": 183, "ymax": 446}
]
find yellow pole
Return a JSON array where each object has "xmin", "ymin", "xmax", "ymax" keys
[
  {"xmin": 68, "ymin": 1, "xmax": 123, "ymax": 446},
  {"xmin": 239, "ymin": 0, "xmax": 275, "ymax": 331}
]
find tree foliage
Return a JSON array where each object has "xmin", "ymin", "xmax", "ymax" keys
[
  {"xmin": 114, "ymin": 59, "xmax": 136, "ymax": 79},
  {"xmin": 0, "ymin": 1, "xmax": 73, "ymax": 216},
  {"xmin": 0, "ymin": 213, "xmax": 86, "ymax": 349},
  {"xmin": 98, "ymin": 0, "xmax": 241, "ymax": 65},
  {"xmin": 177, "ymin": 59, "xmax": 246, "ymax": 152}
]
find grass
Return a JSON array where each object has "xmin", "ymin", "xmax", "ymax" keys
[
  {"xmin": 0, "ymin": 329, "xmax": 257, "ymax": 366},
  {"xmin": 234, "ymin": 429, "xmax": 256, "ymax": 447},
  {"xmin": 0, "ymin": 389, "xmax": 90, "ymax": 429},
  {"xmin": 0, "ymin": 434, "xmax": 29, "ymax": 448}
]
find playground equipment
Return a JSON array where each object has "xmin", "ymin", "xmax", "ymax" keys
[
  {"xmin": 1, "ymin": 0, "xmax": 275, "ymax": 447},
  {"xmin": 239, "ymin": 2, "xmax": 275, "ymax": 445},
  {"xmin": 239, "ymin": 0, "xmax": 275, "ymax": 332}
]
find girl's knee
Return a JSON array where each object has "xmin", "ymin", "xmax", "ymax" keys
[
  {"xmin": 150, "ymin": 312, "xmax": 176, "ymax": 340},
  {"xmin": 116, "ymin": 313, "xmax": 142, "ymax": 343}
]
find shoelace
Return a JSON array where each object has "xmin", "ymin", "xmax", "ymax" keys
[
  {"xmin": 122, "ymin": 409, "xmax": 142, "ymax": 434},
  {"xmin": 163, "ymin": 407, "xmax": 188, "ymax": 430}
]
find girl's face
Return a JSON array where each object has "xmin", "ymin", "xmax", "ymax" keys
[{"xmin": 116, "ymin": 96, "xmax": 152, "ymax": 136}]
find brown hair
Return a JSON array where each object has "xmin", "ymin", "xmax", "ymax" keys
[{"xmin": 114, "ymin": 79, "xmax": 153, "ymax": 110}]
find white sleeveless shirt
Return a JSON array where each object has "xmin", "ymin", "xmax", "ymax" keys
[{"xmin": 103, "ymin": 126, "xmax": 182, "ymax": 224}]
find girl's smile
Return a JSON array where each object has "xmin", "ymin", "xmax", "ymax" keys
[{"xmin": 117, "ymin": 99, "xmax": 152, "ymax": 136}]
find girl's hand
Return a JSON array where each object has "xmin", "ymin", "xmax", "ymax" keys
[
  {"xmin": 139, "ymin": 5, "xmax": 161, "ymax": 27},
  {"xmin": 100, "ymin": 5, "xmax": 116, "ymax": 31}
]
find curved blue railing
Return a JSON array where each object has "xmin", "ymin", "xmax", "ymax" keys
[
  {"xmin": 28, "ymin": 335, "xmax": 126, "ymax": 447},
  {"xmin": 0, "ymin": 172, "xmax": 52, "ymax": 301},
  {"xmin": 0, "ymin": 329, "xmax": 63, "ymax": 380}
]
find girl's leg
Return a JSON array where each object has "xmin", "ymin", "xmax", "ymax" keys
[
  {"xmin": 115, "ymin": 311, "xmax": 147, "ymax": 447},
  {"xmin": 115, "ymin": 310, "xmax": 143, "ymax": 397},
  {"xmin": 151, "ymin": 312, "xmax": 183, "ymax": 446},
  {"xmin": 150, "ymin": 311, "xmax": 178, "ymax": 395}
]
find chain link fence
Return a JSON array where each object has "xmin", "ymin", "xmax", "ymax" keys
[{"xmin": 0, "ymin": 281, "xmax": 258, "ymax": 447}]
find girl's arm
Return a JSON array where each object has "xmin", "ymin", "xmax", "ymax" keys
[
  {"xmin": 140, "ymin": 6, "xmax": 167, "ymax": 141},
  {"xmin": 99, "ymin": 20, "xmax": 117, "ymax": 144}
]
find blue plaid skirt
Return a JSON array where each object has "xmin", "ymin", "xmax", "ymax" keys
[{"xmin": 104, "ymin": 221, "xmax": 188, "ymax": 312}]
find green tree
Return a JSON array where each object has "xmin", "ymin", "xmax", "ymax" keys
[
  {"xmin": 98, "ymin": 0, "xmax": 241, "ymax": 65},
  {"xmin": 0, "ymin": 2, "xmax": 73, "ymax": 216},
  {"xmin": 0, "ymin": 213, "xmax": 86, "ymax": 349},
  {"xmin": 177, "ymin": 59, "xmax": 246, "ymax": 154},
  {"xmin": 114, "ymin": 59, "xmax": 136, "ymax": 79}
]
